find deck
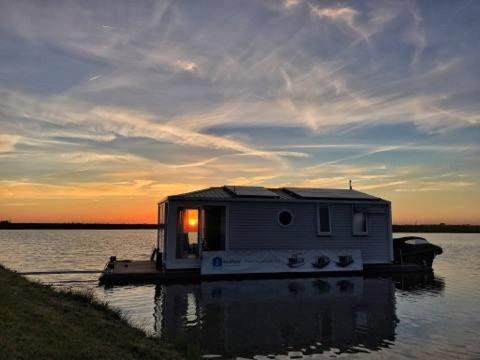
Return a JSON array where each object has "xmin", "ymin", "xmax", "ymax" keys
[
  {"xmin": 99, "ymin": 259, "xmax": 432, "ymax": 285},
  {"xmin": 104, "ymin": 260, "xmax": 157, "ymax": 274}
]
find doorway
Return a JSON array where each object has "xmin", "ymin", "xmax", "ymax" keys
[{"xmin": 202, "ymin": 206, "xmax": 226, "ymax": 251}]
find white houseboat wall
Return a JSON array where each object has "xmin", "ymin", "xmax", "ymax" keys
[{"xmin": 157, "ymin": 186, "xmax": 393, "ymax": 275}]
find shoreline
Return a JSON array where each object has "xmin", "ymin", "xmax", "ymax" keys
[
  {"xmin": 393, "ymin": 224, "xmax": 480, "ymax": 233},
  {"xmin": 0, "ymin": 264, "xmax": 185, "ymax": 359},
  {"xmin": 0, "ymin": 222, "xmax": 479, "ymax": 233}
]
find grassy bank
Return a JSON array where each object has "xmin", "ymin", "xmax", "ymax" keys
[{"xmin": 0, "ymin": 265, "xmax": 184, "ymax": 360}]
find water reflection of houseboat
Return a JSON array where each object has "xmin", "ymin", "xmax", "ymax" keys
[
  {"xmin": 393, "ymin": 272, "xmax": 445, "ymax": 293},
  {"xmin": 154, "ymin": 277, "xmax": 399, "ymax": 357}
]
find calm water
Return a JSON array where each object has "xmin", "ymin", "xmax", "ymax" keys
[{"xmin": 0, "ymin": 231, "xmax": 479, "ymax": 359}]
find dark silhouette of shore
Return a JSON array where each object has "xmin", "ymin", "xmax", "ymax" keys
[
  {"xmin": 393, "ymin": 224, "xmax": 480, "ymax": 233},
  {"xmin": 0, "ymin": 221, "xmax": 478, "ymax": 232},
  {"xmin": 0, "ymin": 221, "xmax": 158, "ymax": 230}
]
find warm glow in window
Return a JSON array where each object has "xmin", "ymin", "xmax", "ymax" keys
[{"xmin": 183, "ymin": 209, "xmax": 199, "ymax": 233}]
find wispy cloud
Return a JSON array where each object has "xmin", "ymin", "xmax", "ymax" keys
[
  {"xmin": 0, "ymin": 134, "xmax": 19, "ymax": 153},
  {"xmin": 394, "ymin": 180, "xmax": 475, "ymax": 192},
  {"xmin": 175, "ymin": 59, "xmax": 199, "ymax": 73},
  {"xmin": 284, "ymin": 0, "xmax": 302, "ymax": 9},
  {"xmin": 0, "ymin": 89, "xmax": 299, "ymax": 165},
  {"xmin": 404, "ymin": 4, "xmax": 427, "ymax": 65},
  {"xmin": 58, "ymin": 152, "xmax": 137, "ymax": 164},
  {"xmin": 310, "ymin": 6, "xmax": 358, "ymax": 27},
  {"xmin": 0, "ymin": 179, "xmax": 197, "ymax": 200},
  {"xmin": 167, "ymin": 157, "xmax": 218, "ymax": 168},
  {"xmin": 309, "ymin": 4, "xmax": 395, "ymax": 44},
  {"xmin": 88, "ymin": 75, "xmax": 102, "ymax": 81}
]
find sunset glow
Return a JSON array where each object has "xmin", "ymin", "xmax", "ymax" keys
[
  {"xmin": 0, "ymin": 1, "xmax": 479, "ymax": 224},
  {"xmin": 183, "ymin": 209, "xmax": 199, "ymax": 233}
]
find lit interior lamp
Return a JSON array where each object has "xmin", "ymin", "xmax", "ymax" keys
[{"xmin": 183, "ymin": 209, "xmax": 198, "ymax": 233}]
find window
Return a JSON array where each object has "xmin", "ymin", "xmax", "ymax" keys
[
  {"xmin": 317, "ymin": 206, "xmax": 331, "ymax": 235},
  {"xmin": 352, "ymin": 207, "xmax": 368, "ymax": 235},
  {"xmin": 176, "ymin": 208, "xmax": 200, "ymax": 259},
  {"xmin": 158, "ymin": 203, "xmax": 166, "ymax": 225},
  {"xmin": 405, "ymin": 238, "xmax": 428, "ymax": 245},
  {"xmin": 277, "ymin": 209, "xmax": 293, "ymax": 227}
]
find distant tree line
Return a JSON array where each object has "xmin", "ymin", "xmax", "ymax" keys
[
  {"xmin": 393, "ymin": 224, "xmax": 480, "ymax": 233},
  {"xmin": 0, "ymin": 221, "xmax": 158, "ymax": 230}
]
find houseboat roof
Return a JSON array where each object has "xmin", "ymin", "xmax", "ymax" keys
[{"xmin": 162, "ymin": 186, "xmax": 387, "ymax": 203}]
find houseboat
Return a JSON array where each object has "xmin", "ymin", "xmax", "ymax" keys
[
  {"xmin": 100, "ymin": 185, "xmax": 442, "ymax": 283},
  {"xmin": 156, "ymin": 184, "xmax": 393, "ymax": 275}
]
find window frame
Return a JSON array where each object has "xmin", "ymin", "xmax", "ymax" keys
[
  {"xmin": 277, "ymin": 209, "xmax": 294, "ymax": 227},
  {"xmin": 352, "ymin": 206, "xmax": 368, "ymax": 236},
  {"xmin": 157, "ymin": 202, "xmax": 166, "ymax": 253},
  {"xmin": 316, "ymin": 205, "xmax": 332, "ymax": 236}
]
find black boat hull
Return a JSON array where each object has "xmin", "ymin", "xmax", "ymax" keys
[{"xmin": 393, "ymin": 237, "xmax": 443, "ymax": 268}]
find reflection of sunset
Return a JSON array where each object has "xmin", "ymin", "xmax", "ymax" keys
[{"xmin": 183, "ymin": 209, "xmax": 199, "ymax": 233}]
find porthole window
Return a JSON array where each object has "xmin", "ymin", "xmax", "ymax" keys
[{"xmin": 277, "ymin": 209, "xmax": 294, "ymax": 227}]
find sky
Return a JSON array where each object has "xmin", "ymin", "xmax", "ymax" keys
[{"xmin": 0, "ymin": 0, "xmax": 479, "ymax": 224}]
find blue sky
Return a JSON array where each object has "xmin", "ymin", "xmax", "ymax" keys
[{"xmin": 0, "ymin": 0, "xmax": 479, "ymax": 223}]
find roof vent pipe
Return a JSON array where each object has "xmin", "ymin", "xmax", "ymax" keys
[{"xmin": 349, "ymin": 179, "xmax": 352, "ymax": 190}]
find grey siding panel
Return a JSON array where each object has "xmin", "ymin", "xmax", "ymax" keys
[{"xmin": 228, "ymin": 202, "xmax": 390, "ymax": 264}]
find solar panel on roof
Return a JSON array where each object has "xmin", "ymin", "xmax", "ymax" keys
[
  {"xmin": 284, "ymin": 187, "xmax": 378, "ymax": 200},
  {"xmin": 224, "ymin": 185, "xmax": 279, "ymax": 198}
]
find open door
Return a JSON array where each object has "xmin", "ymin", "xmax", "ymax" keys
[
  {"xmin": 174, "ymin": 205, "xmax": 226, "ymax": 267},
  {"xmin": 202, "ymin": 206, "xmax": 226, "ymax": 252}
]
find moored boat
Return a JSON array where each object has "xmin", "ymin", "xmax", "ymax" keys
[{"xmin": 393, "ymin": 236, "xmax": 443, "ymax": 268}]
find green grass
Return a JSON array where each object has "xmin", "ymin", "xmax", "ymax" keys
[{"xmin": 0, "ymin": 264, "xmax": 186, "ymax": 360}]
